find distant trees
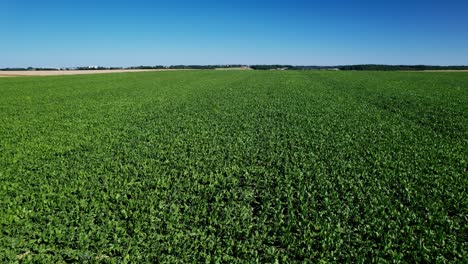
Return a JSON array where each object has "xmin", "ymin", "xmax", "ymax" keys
[
  {"xmin": 169, "ymin": 65, "xmax": 214, "ymax": 69},
  {"xmin": 0, "ymin": 68, "xmax": 29, "ymax": 71},
  {"xmin": 168, "ymin": 65, "xmax": 245, "ymax": 69},
  {"xmin": 248, "ymin": 65, "xmax": 336, "ymax": 70},
  {"xmin": 0, "ymin": 67, "xmax": 58, "ymax": 71},
  {"xmin": 2, "ymin": 65, "xmax": 467, "ymax": 72},
  {"xmin": 127, "ymin": 66, "xmax": 166, "ymax": 70},
  {"xmin": 250, "ymin": 65, "xmax": 296, "ymax": 70},
  {"xmin": 75, "ymin": 66, "xmax": 124, "ymax": 70},
  {"xmin": 127, "ymin": 65, "xmax": 246, "ymax": 70},
  {"xmin": 337, "ymin": 65, "xmax": 468, "ymax": 71}
]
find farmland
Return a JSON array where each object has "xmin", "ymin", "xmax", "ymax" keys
[
  {"xmin": 0, "ymin": 70, "xmax": 466, "ymax": 262},
  {"xmin": 0, "ymin": 69, "xmax": 186, "ymax": 77}
]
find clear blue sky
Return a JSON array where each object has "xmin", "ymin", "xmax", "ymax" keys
[{"xmin": 1, "ymin": 0, "xmax": 467, "ymax": 67}]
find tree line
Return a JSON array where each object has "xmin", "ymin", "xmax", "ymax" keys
[
  {"xmin": 2, "ymin": 65, "xmax": 467, "ymax": 71},
  {"xmin": 336, "ymin": 65, "xmax": 468, "ymax": 71}
]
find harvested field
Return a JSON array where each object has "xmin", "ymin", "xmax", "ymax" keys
[{"xmin": 0, "ymin": 69, "xmax": 186, "ymax": 77}]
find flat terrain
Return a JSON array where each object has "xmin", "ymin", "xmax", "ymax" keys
[
  {"xmin": 0, "ymin": 71, "xmax": 466, "ymax": 262},
  {"xmin": 0, "ymin": 69, "xmax": 184, "ymax": 77}
]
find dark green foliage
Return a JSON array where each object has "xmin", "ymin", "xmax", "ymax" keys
[
  {"xmin": 250, "ymin": 65, "xmax": 295, "ymax": 70},
  {"xmin": 126, "ymin": 66, "xmax": 166, "ymax": 70},
  {"xmin": 168, "ymin": 65, "xmax": 245, "ymax": 69},
  {"xmin": 337, "ymin": 64, "xmax": 468, "ymax": 71},
  {"xmin": 0, "ymin": 71, "xmax": 466, "ymax": 262},
  {"xmin": 75, "ymin": 67, "xmax": 125, "ymax": 70},
  {"xmin": 0, "ymin": 67, "xmax": 60, "ymax": 71}
]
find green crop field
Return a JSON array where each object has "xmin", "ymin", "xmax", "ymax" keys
[{"xmin": 0, "ymin": 71, "xmax": 466, "ymax": 262}]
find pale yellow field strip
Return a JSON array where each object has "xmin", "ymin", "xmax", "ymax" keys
[{"xmin": 0, "ymin": 69, "xmax": 190, "ymax": 77}]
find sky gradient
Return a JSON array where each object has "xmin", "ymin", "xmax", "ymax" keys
[{"xmin": 1, "ymin": 0, "xmax": 467, "ymax": 67}]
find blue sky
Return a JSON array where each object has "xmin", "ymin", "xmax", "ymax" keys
[{"xmin": 1, "ymin": 0, "xmax": 467, "ymax": 67}]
